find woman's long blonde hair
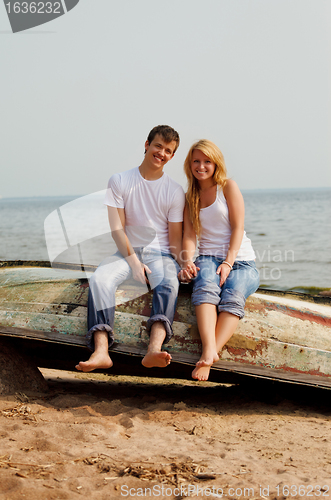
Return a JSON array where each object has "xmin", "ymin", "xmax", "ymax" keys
[{"xmin": 184, "ymin": 139, "xmax": 227, "ymax": 236}]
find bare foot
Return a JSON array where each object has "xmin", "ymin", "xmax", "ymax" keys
[
  {"xmin": 142, "ymin": 351, "xmax": 172, "ymax": 368},
  {"xmin": 192, "ymin": 365, "xmax": 211, "ymax": 381},
  {"xmin": 75, "ymin": 351, "xmax": 113, "ymax": 372},
  {"xmin": 195, "ymin": 351, "xmax": 219, "ymax": 368},
  {"xmin": 192, "ymin": 350, "xmax": 219, "ymax": 381}
]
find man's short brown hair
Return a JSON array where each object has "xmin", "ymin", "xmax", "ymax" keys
[{"xmin": 147, "ymin": 125, "xmax": 180, "ymax": 153}]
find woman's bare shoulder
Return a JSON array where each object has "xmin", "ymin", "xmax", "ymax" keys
[{"xmin": 223, "ymin": 179, "xmax": 241, "ymax": 197}]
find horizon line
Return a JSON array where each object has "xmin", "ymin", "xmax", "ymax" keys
[{"xmin": 0, "ymin": 185, "xmax": 331, "ymax": 201}]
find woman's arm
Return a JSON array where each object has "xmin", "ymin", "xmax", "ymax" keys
[
  {"xmin": 179, "ymin": 203, "xmax": 199, "ymax": 281},
  {"xmin": 217, "ymin": 179, "xmax": 245, "ymax": 286}
]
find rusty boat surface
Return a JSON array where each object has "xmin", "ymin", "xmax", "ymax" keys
[{"xmin": 0, "ymin": 261, "xmax": 331, "ymax": 388}]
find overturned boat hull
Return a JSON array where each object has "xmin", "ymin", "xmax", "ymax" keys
[{"xmin": 0, "ymin": 261, "xmax": 331, "ymax": 388}]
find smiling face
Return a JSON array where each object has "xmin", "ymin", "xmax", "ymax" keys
[
  {"xmin": 191, "ymin": 149, "xmax": 216, "ymax": 183},
  {"xmin": 144, "ymin": 134, "xmax": 177, "ymax": 170}
]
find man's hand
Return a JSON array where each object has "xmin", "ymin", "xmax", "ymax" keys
[
  {"xmin": 131, "ymin": 260, "xmax": 152, "ymax": 284},
  {"xmin": 178, "ymin": 260, "xmax": 199, "ymax": 283}
]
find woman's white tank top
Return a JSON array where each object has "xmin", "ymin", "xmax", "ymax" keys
[{"xmin": 198, "ymin": 187, "xmax": 256, "ymax": 261}]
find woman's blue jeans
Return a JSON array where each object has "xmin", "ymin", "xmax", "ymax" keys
[{"xmin": 191, "ymin": 256, "xmax": 260, "ymax": 319}]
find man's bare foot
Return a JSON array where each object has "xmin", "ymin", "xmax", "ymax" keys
[
  {"xmin": 192, "ymin": 365, "xmax": 211, "ymax": 381},
  {"xmin": 142, "ymin": 351, "xmax": 171, "ymax": 368},
  {"xmin": 75, "ymin": 351, "xmax": 113, "ymax": 373}
]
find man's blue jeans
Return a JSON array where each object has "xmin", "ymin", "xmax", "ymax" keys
[
  {"xmin": 87, "ymin": 248, "xmax": 180, "ymax": 351},
  {"xmin": 191, "ymin": 256, "xmax": 260, "ymax": 319}
]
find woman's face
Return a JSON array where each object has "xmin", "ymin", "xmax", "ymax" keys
[{"xmin": 191, "ymin": 149, "xmax": 216, "ymax": 181}]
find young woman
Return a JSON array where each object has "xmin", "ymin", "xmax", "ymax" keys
[{"xmin": 179, "ymin": 140, "xmax": 260, "ymax": 381}]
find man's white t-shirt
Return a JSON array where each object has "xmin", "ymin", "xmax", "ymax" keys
[{"xmin": 104, "ymin": 167, "xmax": 185, "ymax": 253}]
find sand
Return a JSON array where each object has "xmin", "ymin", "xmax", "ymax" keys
[{"xmin": 0, "ymin": 369, "xmax": 330, "ymax": 500}]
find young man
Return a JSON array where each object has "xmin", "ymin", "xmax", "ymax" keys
[{"xmin": 76, "ymin": 125, "xmax": 185, "ymax": 372}]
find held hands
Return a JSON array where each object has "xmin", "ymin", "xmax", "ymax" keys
[
  {"xmin": 178, "ymin": 260, "xmax": 200, "ymax": 283},
  {"xmin": 216, "ymin": 262, "xmax": 232, "ymax": 286}
]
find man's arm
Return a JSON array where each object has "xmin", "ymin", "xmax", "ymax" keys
[
  {"xmin": 178, "ymin": 203, "xmax": 199, "ymax": 281},
  {"xmin": 107, "ymin": 206, "xmax": 150, "ymax": 283}
]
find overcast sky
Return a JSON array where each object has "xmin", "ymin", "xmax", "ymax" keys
[{"xmin": 1, "ymin": 0, "xmax": 330, "ymax": 198}]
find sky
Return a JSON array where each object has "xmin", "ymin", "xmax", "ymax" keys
[{"xmin": 1, "ymin": 0, "xmax": 330, "ymax": 198}]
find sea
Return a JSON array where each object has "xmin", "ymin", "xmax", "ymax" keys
[{"xmin": 0, "ymin": 188, "xmax": 330, "ymax": 293}]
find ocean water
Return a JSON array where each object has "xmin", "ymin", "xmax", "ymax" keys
[
  {"xmin": 242, "ymin": 188, "xmax": 331, "ymax": 292},
  {"xmin": 0, "ymin": 188, "xmax": 330, "ymax": 293}
]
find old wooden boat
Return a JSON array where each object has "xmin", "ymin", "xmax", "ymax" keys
[{"xmin": 0, "ymin": 260, "xmax": 331, "ymax": 388}]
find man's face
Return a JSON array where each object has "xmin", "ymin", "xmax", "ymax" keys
[{"xmin": 145, "ymin": 134, "xmax": 177, "ymax": 169}]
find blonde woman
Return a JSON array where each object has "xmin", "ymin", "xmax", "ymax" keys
[{"xmin": 179, "ymin": 140, "xmax": 259, "ymax": 381}]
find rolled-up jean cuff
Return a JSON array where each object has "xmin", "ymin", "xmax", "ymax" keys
[
  {"xmin": 191, "ymin": 285, "xmax": 220, "ymax": 307},
  {"xmin": 218, "ymin": 289, "xmax": 246, "ymax": 319},
  {"xmin": 86, "ymin": 324, "xmax": 114, "ymax": 352},
  {"xmin": 146, "ymin": 315, "xmax": 173, "ymax": 344}
]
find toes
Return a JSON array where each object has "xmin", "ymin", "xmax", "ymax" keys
[
  {"xmin": 192, "ymin": 366, "xmax": 211, "ymax": 381},
  {"xmin": 142, "ymin": 351, "xmax": 171, "ymax": 368}
]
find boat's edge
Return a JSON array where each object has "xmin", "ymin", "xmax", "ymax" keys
[
  {"xmin": 1, "ymin": 261, "xmax": 331, "ymax": 389},
  {"xmin": 1, "ymin": 260, "xmax": 330, "ymax": 305},
  {"xmin": 0, "ymin": 260, "xmax": 97, "ymax": 273},
  {"xmin": 1, "ymin": 326, "xmax": 331, "ymax": 389}
]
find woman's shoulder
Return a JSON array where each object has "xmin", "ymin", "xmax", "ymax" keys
[
  {"xmin": 223, "ymin": 178, "xmax": 238, "ymax": 191},
  {"xmin": 222, "ymin": 179, "xmax": 241, "ymax": 199}
]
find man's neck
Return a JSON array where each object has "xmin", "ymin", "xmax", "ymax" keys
[{"xmin": 139, "ymin": 159, "xmax": 164, "ymax": 181}]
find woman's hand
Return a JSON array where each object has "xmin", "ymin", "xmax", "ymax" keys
[
  {"xmin": 178, "ymin": 260, "xmax": 200, "ymax": 282},
  {"xmin": 216, "ymin": 262, "xmax": 231, "ymax": 287}
]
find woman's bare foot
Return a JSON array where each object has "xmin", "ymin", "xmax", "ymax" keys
[
  {"xmin": 75, "ymin": 351, "xmax": 113, "ymax": 372},
  {"xmin": 196, "ymin": 350, "xmax": 219, "ymax": 368},
  {"xmin": 142, "ymin": 351, "xmax": 172, "ymax": 368},
  {"xmin": 192, "ymin": 350, "xmax": 219, "ymax": 381},
  {"xmin": 192, "ymin": 364, "xmax": 212, "ymax": 381}
]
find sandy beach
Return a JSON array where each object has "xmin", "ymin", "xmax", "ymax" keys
[{"xmin": 0, "ymin": 369, "xmax": 330, "ymax": 500}]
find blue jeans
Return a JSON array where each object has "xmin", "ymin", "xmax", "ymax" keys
[
  {"xmin": 87, "ymin": 248, "xmax": 180, "ymax": 351},
  {"xmin": 191, "ymin": 256, "xmax": 260, "ymax": 319}
]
